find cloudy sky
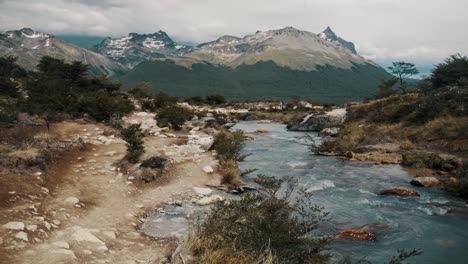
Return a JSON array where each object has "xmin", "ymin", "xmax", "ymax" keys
[{"xmin": 1, "ymin": 0, "xmax": 467, "ymax": 72}]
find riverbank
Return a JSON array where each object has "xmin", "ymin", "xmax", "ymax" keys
[
  {"xmin": 235, "ymin": 121, "xmax": 468, "ymax": 263},
  {"xmin": 0, "ymin": 107, "xmax": 227, "ymax": 263}
]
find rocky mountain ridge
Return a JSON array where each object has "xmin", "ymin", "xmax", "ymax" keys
[
  {"xmin": 0, "ymin": 28, "xmax": 124, "ymax": 76},
  {"xmin": 93, "ymin": 31, "xmax": 192, "ymax": 69},
  {"xmin": 174, "ymin": 26, "xmax": 373, "ymax": 71}
]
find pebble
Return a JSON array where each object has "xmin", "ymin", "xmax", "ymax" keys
[
  {"xmin": 202, "ymin": 165, "xmax": 214, "ymax": 174},
  {"xmin": 43, "ymin": 221, "xmax": 51, "ymax": 231},
  {"xmin": 65, "ymin": 197, "xmax": 80, "ymax": 204}
]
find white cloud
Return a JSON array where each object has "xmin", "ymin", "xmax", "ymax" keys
[{"xmin": 1, "ymin": 0, "xmax": 467, "ymax": 67}]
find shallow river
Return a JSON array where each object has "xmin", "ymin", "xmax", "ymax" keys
[{"xmin": 235, "ymin": 121, "xmax": 468, "ymax": 264}]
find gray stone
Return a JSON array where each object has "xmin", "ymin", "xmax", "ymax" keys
[
  {"xmin": 2, "ymin": 222, "xmax": 25, "ymax": 230},
  {"xmin": 15, "ymin": 231, "xmax": 28, "ymax": 241}
]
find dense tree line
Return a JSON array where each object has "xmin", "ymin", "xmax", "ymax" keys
[{"xmin": 0, "ymin": 56, "xmax": 134, "ymax": 122}]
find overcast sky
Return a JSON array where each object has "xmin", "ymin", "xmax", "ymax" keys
[{"xmin": 1, "ymin": 0, "xmax": 467, "ymax": 72}]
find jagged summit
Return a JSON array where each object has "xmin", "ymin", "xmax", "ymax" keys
[
  {"xmin": 318, "ymin": 26, "xmax": 357, "ymax": 54},
  {"xmin": 94, "ymin": 30, "xmax": 191, "ymax": 69}
]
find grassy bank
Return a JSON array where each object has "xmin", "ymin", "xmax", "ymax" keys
[{"xmin": 320, "ymin": 55, "xmax": 468, "ymax": 197}]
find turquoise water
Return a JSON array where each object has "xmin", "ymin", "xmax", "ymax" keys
[{"xmin": 234, "ymin": 121, "xmax": 468, "ymax": 263}]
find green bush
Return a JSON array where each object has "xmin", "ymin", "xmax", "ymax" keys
[
  {"xmin": 205, "ymin": 94, "xmax": 226, "ymax": 105},
  {"xmin": 211, "ymin": 130, "xmax": 246, "ymax": 162},
  {"xmin": 189, "ymin": 176, "xmax": 330, "ymax": 264},
  {"xmin": 185, "ymin": 96, "xmax": 205, "ymax": 105},
  {"xmin": 0, "ymin": 98, "xmax": 19, "ymax": 123},
  {"xmin": 120, "ymin": 124, "xmax": 145, "ymax": 163},
  {"xmin": 0, "ymin": 78, "xmax": 20, "ymax": 98},
  {"xmin": 156, "ymin": 105, "xmax": 193, "ymax": 130},
  {"xmin": 78, "ymin": 90, "xmax": 134, "ymax": 122},
  {"xmin": 154, "ymin": 92, "xmax": 178, "ymax": 108},
  {"xmin": 140, "ymin": 156, "xmax": 168, "ymax": 169}
]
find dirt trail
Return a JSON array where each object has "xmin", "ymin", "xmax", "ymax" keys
[{"xmin": 1, "ymin": 121, "xmax": 220, "ymax": 264}]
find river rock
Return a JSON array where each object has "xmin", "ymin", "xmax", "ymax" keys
[
  {"xmin": 195, "ymin": 195, "xmax": 224, "ymax": 206},
  {"xmin": 72, "ymin": 227, "xmax": 105, "ymax": 244},
  {"xmin": 287, "ymin": 111, "xmax": 345, "ymax": 132},
  {"xmin": 410, "ymin": 177, "xmax": 441, "ymax": 187},
  {"xmin": 15, "ymin": 231, "xmax": 28, "ymax": 241},
  {"xmin": 244, "ymin": 134, "xmax": 255, "ymax": 140},
  {"xmin": 255, "ymin": 129, "xmax": 270, "ymax": 133},
  {"xmin": 202, "ymin": 165, "xmax": 214, "ymax": 174},
  {"xmin": 65, "ymin": 197, "xmax": 80, "ymax": 205},
  {"xmin": 319, "ymin": 127, "xmax": 340, "ymax": 137},
  {"xmin": 193, "ymin": 187, "xmax": 213, "ymax": 196},
  {"xmin": 51, "ymin": 249, "xmax": 76, "ymax": 259},
  {"xmin": 52, "ymin": 241, "xmax": 70, "ymax": 249},
  {"xmin": 26, "ymin": 225, "xmax": 38, "ymax": 232},
  {"xmin": 3, "ymin": 221, "xmax": 25, "ymax": 230},
  {"xmin": 380, "ymin": 187, "xmax": 420, "ymax": 197},
  {"xmin": 336, "ymin": 228, "xmax": 377, "ymax": 241}
]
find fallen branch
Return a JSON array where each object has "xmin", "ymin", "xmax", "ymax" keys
[{"xmin": 170, "ymin": 242, "xmax": 185, "ymax": 264}]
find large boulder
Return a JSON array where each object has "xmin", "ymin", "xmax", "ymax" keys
[
  {"xmin": 380, "ymin": 187, "xmax": 420, "ymax": 197},
  {"xmin": 319, "ymin": 127, "xmax": 340, "ymax": 137},
  {"xmin": 2, "ymin": 221, "xmax": 25, "ymax": 230},
  {"xmin": 287, "ymin": 109, "xmax": 346, "ymax": 132},
  {"xmin": 410, "ymin": 177, "xmax": 441, "ymax": 187}
]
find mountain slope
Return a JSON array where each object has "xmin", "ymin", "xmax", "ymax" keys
[
  {"xmin": 117, "ymin": 59, "xmax": 389, "ymax": 104},
  {"xmin": 184, "ymin": 27, "xmax": 369, "ymax": 71},
  {"xmin": 117, "ymin": 27, "xmax": 390, "ymax": 103},
  {"xmin": 0, "ymin": 28, "xmax": 124, "ymax": 76},
  {"xmin": 93, "ymin": 31, "xmax": 191, "ymax": 69}
]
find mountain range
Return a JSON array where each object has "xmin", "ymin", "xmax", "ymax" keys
[
  {"xmin": 114, "ymin": 27, "xmax": 390, "ymax": 103},
  {"xmin": 0, "ymin": 26, "xmax": 391, "ymax": 103},
  {"xmin": 0, "ymin": 28, "xmax": 124, "ymax": 76}
]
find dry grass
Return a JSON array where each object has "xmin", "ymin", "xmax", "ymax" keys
[
  {"xmin": 219, "ymin": 159, "xmax": 242, "ymax": 187},
  {"xmin": 188, "ymin": 229, "xmax": 275, "ymax": 264}
]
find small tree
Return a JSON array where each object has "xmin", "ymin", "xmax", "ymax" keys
[
  {"xmin": 431, "ymin": 54, "xmax": 468, "ymax": 88},
  {"xmin": 120, "ymin": 124, "xmax": 145, "ymax": 163},
  {"xmin": 388, "ymin": 62, "xmax": 419, "ymax": 92}
]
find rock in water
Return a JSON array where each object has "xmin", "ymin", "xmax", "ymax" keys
[
  {"xmin": 410, "ymin": 177, "xmax": 441, "ymax": 187},
  {"xmin": 244, "ymin": 134, "xmax": 255, "ymax": 140},
  {"xmin": 336, "ymin": 229, "xmax": 377, "ymax": 241},
  {"xmin": 287, "ymin": 109, "xmax": 346, "ymax": 132},
  {"xmin": 255, "ymin": 129, "xmax": 270, "ymax": 133},
  {"xmin": 380, "ymin": 187, "xmax": 420, "ymax": 197}
]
